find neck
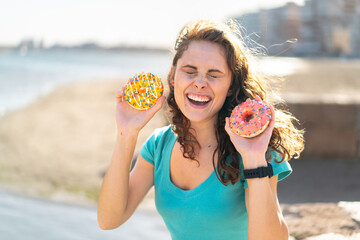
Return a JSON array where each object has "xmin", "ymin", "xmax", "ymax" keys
[{"xmin": 190, "ymin": 118, "xmax": 218, "ymax": 149}]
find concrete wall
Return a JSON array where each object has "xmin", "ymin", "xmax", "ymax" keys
[{"xmin": 287, "ymin": 103, "xmax": 360, "ymax": 160}]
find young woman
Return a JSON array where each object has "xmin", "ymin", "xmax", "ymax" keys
[{"xmin": 97, "ymin": 20, "xmax": 304, "ymax": 240}]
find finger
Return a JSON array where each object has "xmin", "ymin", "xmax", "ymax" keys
[
  {"xmin": 116, "ymin": 90, "xmax": 124, "ymax": 102},
  {"xmin": 154, "ymin": 96, "xmax": 166, "ymax": 110},
  {"xmin": 116, "ymin": 90, "xmax": 123, "ymax": 96}
]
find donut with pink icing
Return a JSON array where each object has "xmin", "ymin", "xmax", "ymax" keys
[{"xmin": 229, "ymin": 98, "xmax": 272, "ymax": 138}]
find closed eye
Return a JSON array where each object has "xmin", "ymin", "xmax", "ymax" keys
[
  {"xmin": 208, "ymin": 73, "xmax": 222, "ymax": 79},
  {"xmin": 182, "ymin": 64, "xmax": 197, "ymax": 75},
  {"xmin": 208, "ymin": 69, "xmax": 224, "ymax": 79}
]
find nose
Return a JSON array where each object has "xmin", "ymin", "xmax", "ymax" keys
[{"xmin": 194, "ymin": 75, "xmax": 207, "ymax": 89}]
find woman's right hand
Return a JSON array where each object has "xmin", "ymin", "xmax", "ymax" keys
[{"xmin": 115, "ymin": 87, "xmax": 166, "ymax": 136}]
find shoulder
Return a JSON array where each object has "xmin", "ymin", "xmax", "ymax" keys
[
  {"xmin": 148, "ymin": 125, "xmax": 174, "ymax": 144},
  {"xmin": 140, "ymin": 125, "xmax": 174, "ymax": 165}
]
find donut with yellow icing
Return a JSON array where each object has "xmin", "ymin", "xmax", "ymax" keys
[
  {"xmin": 229, "ymin": 98, "xmax": 272, "ymax": 138},
  {"xmin": 123, "ymin": 72, "xmax": 164, "ymax": 110}
]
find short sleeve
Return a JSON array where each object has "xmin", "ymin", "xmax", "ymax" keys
[
  {"xmin": 140, "ymin": 133, "xmax": 156, "ymax": 165},
  {"xmin": 268, "ymin": 150, "xmax": 292, "ymax": 182},
  {"xmin": 139, "ymin": 126, "xmax": 171, "ymax": 166},
  {"xmin": 242, "ymin": 150, "xmax": 292, "ymax": 189}
]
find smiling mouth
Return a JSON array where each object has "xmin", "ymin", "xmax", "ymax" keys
[{"xmin": 186, "ymin": 93, "xmax": 212, "ymax": 106}]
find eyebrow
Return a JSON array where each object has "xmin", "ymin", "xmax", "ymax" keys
[
  {"xmin": 182, "ymin": 64, "xmax": 197, "ymax": 70},
  {"xmin": 208, "ymin": 69, "xmax": 224, "ymax": 74},
  {"xmin": 182, "ymin": 64, "xmax": 224, "ymax": 74}
]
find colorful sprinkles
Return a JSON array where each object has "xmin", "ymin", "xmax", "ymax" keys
[
  {"xmin": 229, "ymin": 98, "xmax": 272, "ymax": 138},
  {"xmin": 123, "ymin": 72, "xmax": 164, "ymax": 110}
]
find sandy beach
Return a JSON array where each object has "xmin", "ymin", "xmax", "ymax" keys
[
  {"xmin": 0, "ymin": 78, "xmax": 168, "ymax": 203},
  {"xmin": 1, "ymin": 58, "xmax": 360, "ymax": 239}
]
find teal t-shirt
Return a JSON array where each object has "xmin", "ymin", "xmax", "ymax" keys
[{"xmin": 140, "ymin": 125, "xmax": 292, "ymax": 240}]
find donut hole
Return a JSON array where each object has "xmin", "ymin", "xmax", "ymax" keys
[
  {"xmin": 243, "ymin": 111, "xmax": 253, "ymax": 122},
  {"xmin": 139, "ymin": 87, "xmax": 147, "ymax": 94}
]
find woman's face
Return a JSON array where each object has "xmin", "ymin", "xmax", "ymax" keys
[{"xmin": 172, "ymin": 40, "xmax": 232, "ymax": 124}]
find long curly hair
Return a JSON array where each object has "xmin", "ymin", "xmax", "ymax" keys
[{"xmin": 166, "ymin": 20, "xmax": 304, "ymax": 186}]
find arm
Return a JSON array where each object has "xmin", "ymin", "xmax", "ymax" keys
[
  {"xmin": 225, "ymin": 97, "xmax": 289, "ymax": 240},
  {"xmin": 97, "ymin": 89, "xmax": 165, "ymax": 230},
  {"xmin": 97, "ymin": 132, "xmax": 155, "ymax": 230},
  {"xmin": 244, "ymin": 162, "xmax": 289, "ymax": 240}
]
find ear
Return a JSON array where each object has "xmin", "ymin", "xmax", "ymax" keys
[
  {"xmin": 169, "ymin": 66, "xmax": 176, "ymax": 86},
  {"xmin": 227, "ymin": 76, "xmax": 234, "ymax": 96}
]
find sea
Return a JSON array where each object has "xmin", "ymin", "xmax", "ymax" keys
[{"xmin": 0, "ymin": 49, "xmax": 173, "ymax": 117}]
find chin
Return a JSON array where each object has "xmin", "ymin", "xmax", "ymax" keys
[{"xmin": 182, "ymin": 109, "xmax": 217, "ymax": 125}]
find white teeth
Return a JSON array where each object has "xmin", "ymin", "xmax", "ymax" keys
[{"xmin": 187, "ymin": 93, "xmax": 210, "ymax": 102}]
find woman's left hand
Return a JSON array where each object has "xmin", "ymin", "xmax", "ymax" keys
[{"xmin": 224, "ymin": 96, "xmax": 276, "ymax": 169}]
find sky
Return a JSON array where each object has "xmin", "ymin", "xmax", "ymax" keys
[{"xmin": 0, "ymin": 0, "xmax": 305, "ymax": 48}]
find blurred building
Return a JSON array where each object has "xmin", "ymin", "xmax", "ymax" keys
[
  {"xmin": 238, "ymin": 3, "xmax": 302, "ymax": 56},
  {"xmin": 236, "ymin": 0, "xmax": 360, "ymax": 57},
  {"xmin": 15, "ymin": 38, "xmax": 45, "ymax": 56}
]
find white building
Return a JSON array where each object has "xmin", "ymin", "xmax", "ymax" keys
[{"xmin": 236, "ymin": 0, "xmax": 360, "ymax": 57}]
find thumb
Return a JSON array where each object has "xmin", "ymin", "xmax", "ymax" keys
[
  {"xmin": 261, "ymin": 104, "xmax": 276, "ymax": 140},
  {"xmin": 224, "ymin": 117, "xmax": 232, "ymax": 135},
  {"xmin": 146, "ymin": 96, "xmax": 166, "ymax": 115}
]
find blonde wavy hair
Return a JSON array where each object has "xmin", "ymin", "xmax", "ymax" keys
[{"xmin": 166, "ymin": 20, "xmax": 304, "ymax": 185}]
